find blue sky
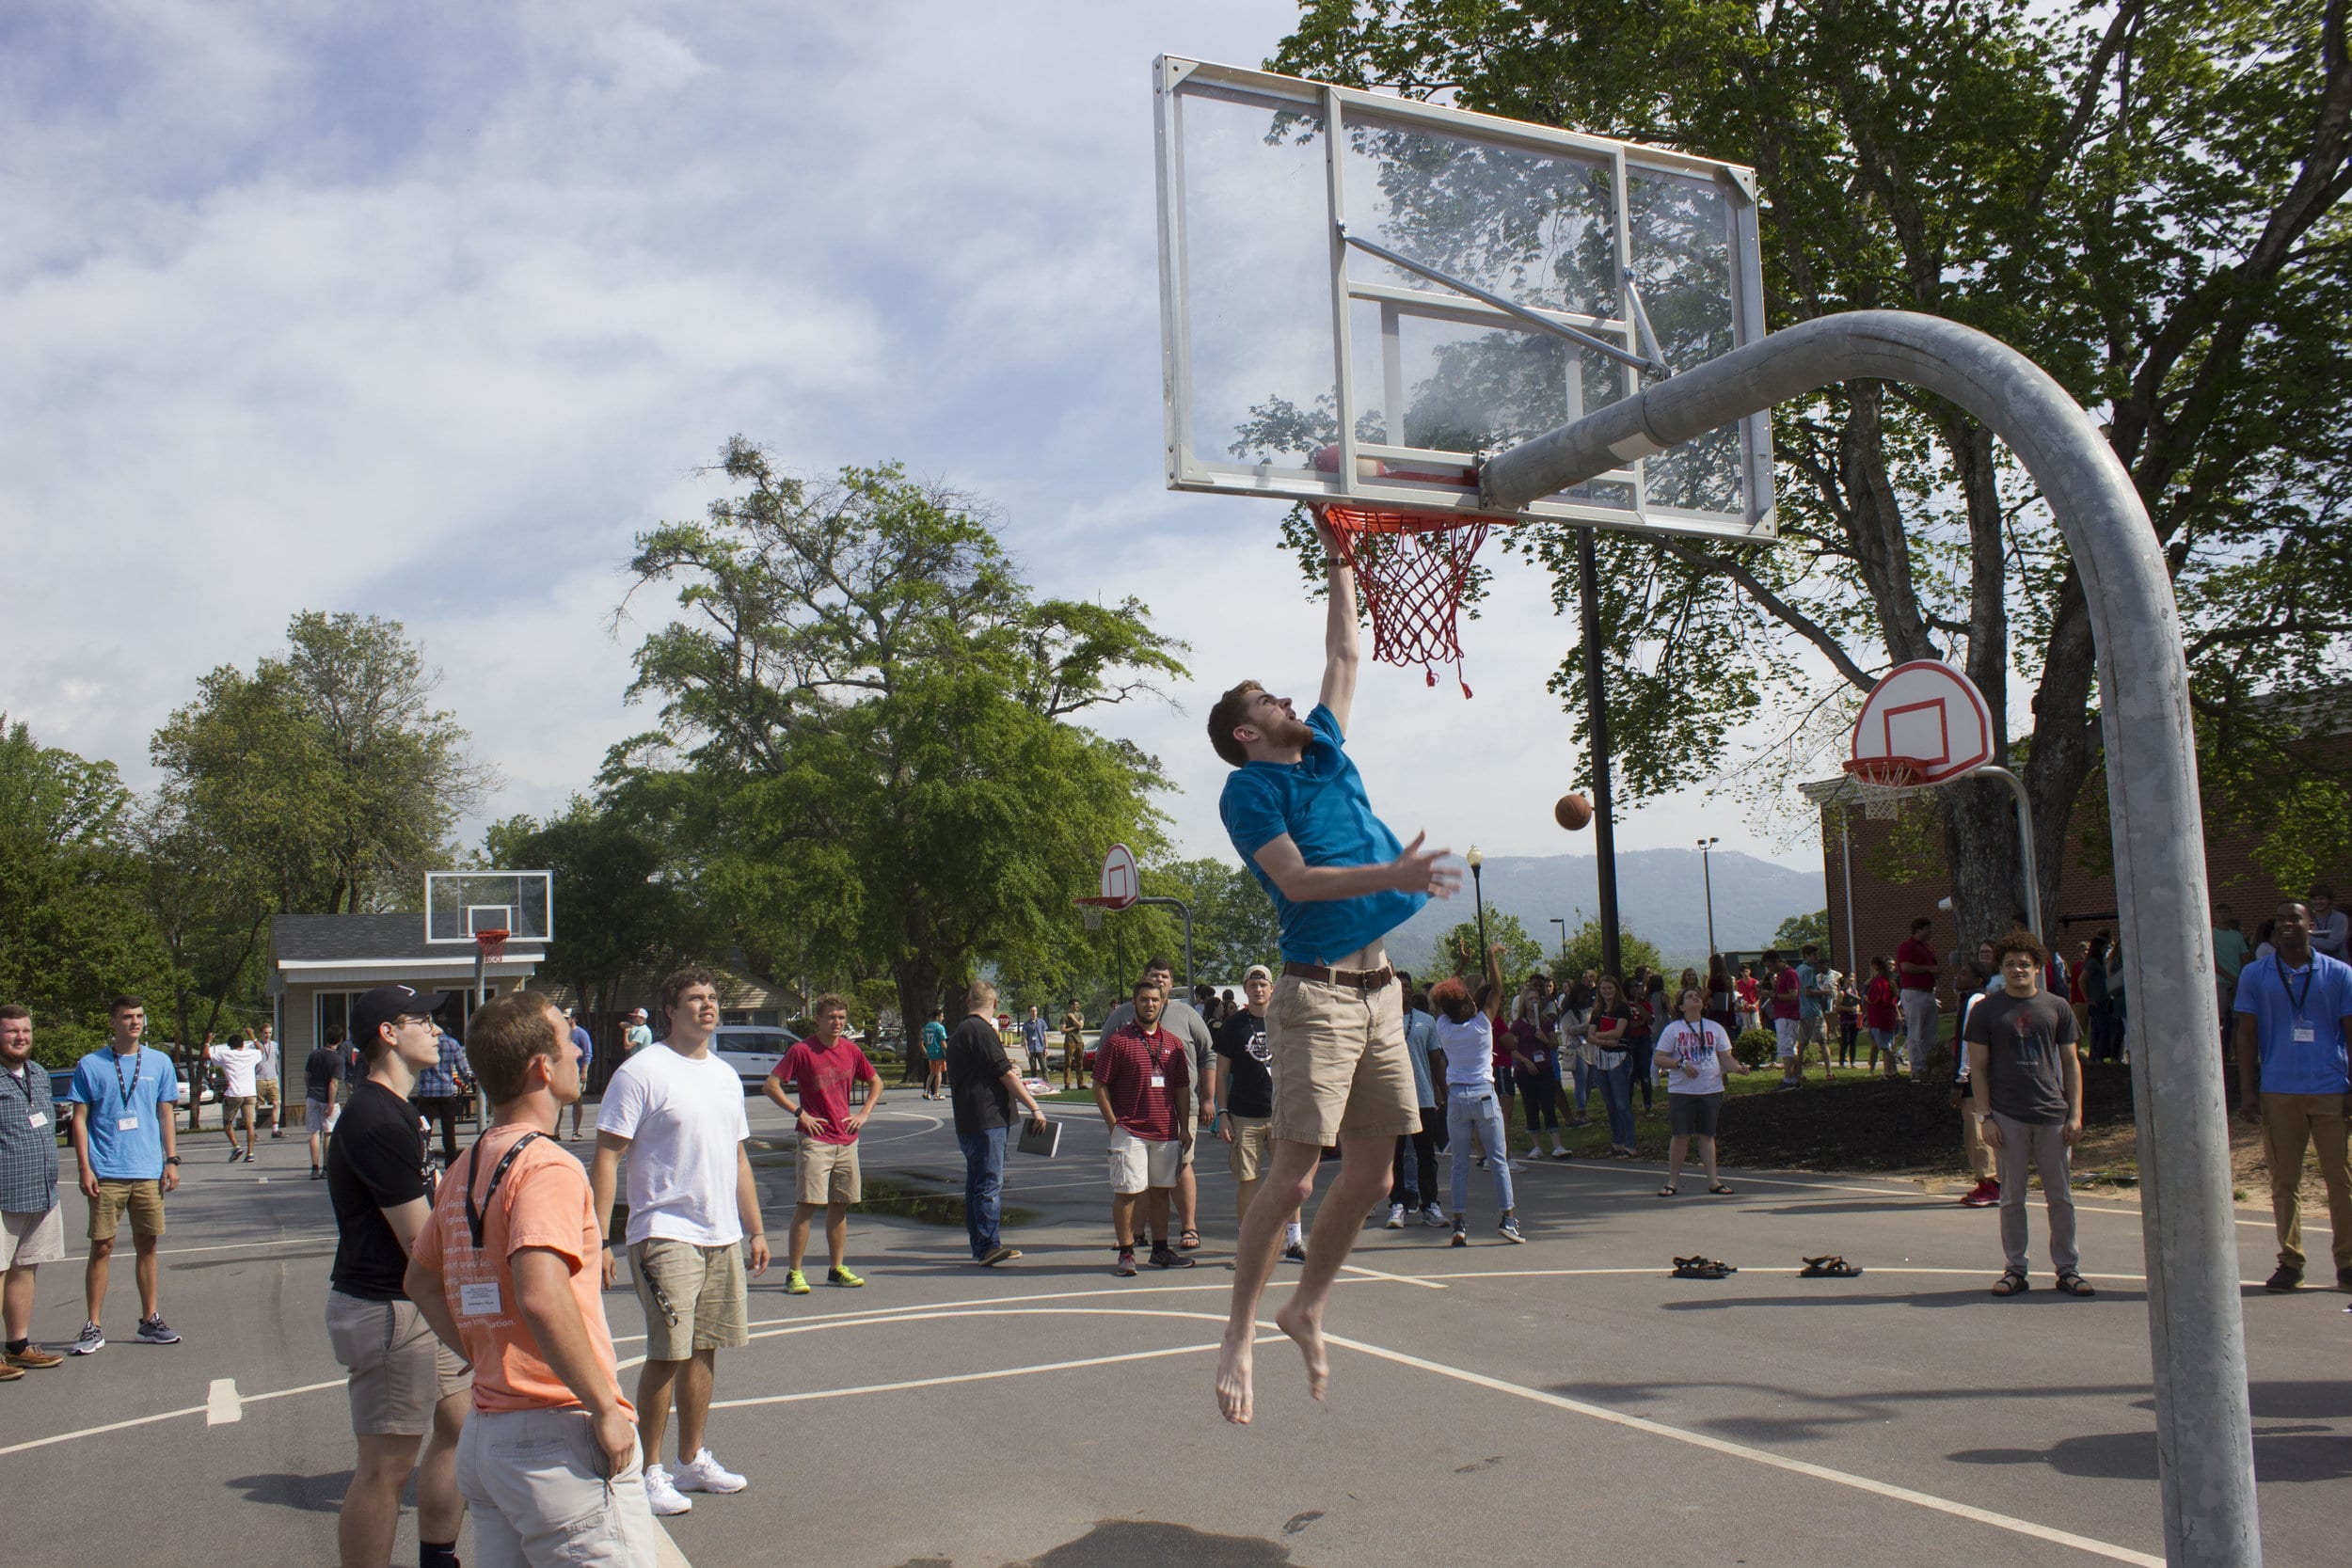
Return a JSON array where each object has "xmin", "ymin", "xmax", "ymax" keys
[{"xmin": 0, "ymin": 1, "xmax": 1827, "ymax": 884}]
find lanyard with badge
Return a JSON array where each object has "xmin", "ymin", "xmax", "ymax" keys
[
  {"xmin": 110, "ymin": 1049, "xmax": 143, "ymax": 1132},
  {"xmin": 449, "ymin": 1130, "xmax": 543, "ymax": 1321},
  {"xmin": 2280, "ymin": 958, "xmax": 2318, "ymax": 1045},
  {"xmin": 3, "ymin": 1064, "xmax": 46, "ymax": 1131}
]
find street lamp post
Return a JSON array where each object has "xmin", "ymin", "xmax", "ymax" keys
[
  {"xmin": 1697, "ymin": 837, "xmax": 1721, "ymax": 959},
  {"xmin": 1550, "ymin": 916, "xmax": 1567, "ymax": 970},
  {"xmin": 1468, "ymin": 846, "xmax": 1486, "ymax": 962}
]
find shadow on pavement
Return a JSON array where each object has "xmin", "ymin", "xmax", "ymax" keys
[
  {"xmin": 1951, "ymin": 1427, "xmax": 2352, "ymax": 1484},
  {"xmin": 225, "ymin": 1469, "xmax": 349, "ymax": 1513},
  {"xmin": 1655, "ymin": 1286, "xmax": 2146, "ymax": 1311}
]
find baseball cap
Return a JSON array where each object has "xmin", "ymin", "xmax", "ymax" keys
[
  {"xmin": 1244, "ymin": 964, "xmax": 1273, "ymax": 983},
  {"xmin": 351, "ymin": 984, "xmax": 446, "ymax": 1050}
]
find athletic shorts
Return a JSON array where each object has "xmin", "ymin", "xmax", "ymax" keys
[
  {"xmin": 1667, "ymin": 1092, "xmax": 1724, "ymax": 1138},
  {"xmin": 1106, "ymin": 1127, "xmax": 1182, "ymax": 1194},
  {"xmin": 1266, "ymin": 973, "xmax": 1417, "ymax": 1147},
  {"xmin": 87, "ymin": 1179, "xmax": 166, "ymax": 1241},
  {"xmin": 326, "ymin": 1290, "xmax": 470, "ymax": 1436},
  {"xmin": 797, "ymin": 1139, "xmax": 861, "ymax": 1205},
  {"xmin": 1773, "ymin": 1019, "xmax": 1798, "ymax": 1059},
  {"xmin": 1225, "ymin": 1115, "xmax": 1274, "ymax": 1183},
  {"xmin": 629, "ymin": 1237, "xmax": 749, "ymax": 1360},
  {"xmin": 0, "ymin": 1205, "xmax": 65, "ymax": 1268}
]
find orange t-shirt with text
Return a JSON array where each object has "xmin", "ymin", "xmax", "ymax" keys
[{"xmin": 413, "ymin": 1125, "xmax": 634, "ymax": 1417}]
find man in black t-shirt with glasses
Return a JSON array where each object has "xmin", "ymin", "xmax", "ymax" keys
[
  {"xmin": 326, "ymin": 984, "xmax": 472, "ymax": 1568},
  {"xmin": 1965, "ymin": 930, "xmax": 2091, "ymax": 1300},
  {"xmin": 1214, "ymin": 966, "xmax": 1304, "ymax": 1261}
]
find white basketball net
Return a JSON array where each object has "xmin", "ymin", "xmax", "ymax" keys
[
  {"xmin": 1845, "ymin": 758, "xmax": 1923, "ymax": 819},
  {"xmin": 1081, "ymin": 903, "xmax": 1104, "ymax": 931}
]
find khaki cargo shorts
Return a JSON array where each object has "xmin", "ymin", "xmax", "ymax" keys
[
  {"xmin": 257, "ymin": 1081, "xmax": 281, "ymax": 1107},
  {"xmin": 87, "ymin": 1179, "xmax": 166, "ymax": 1241},
  {"xmin": 0, "ymin": 1205, "xmax": 65, "ymax": 1268},
  {"xmin": 797, "ymin": 1139, "xmax": 862, "ymax": 1205},
  {"xmin": 630, "ymin": 1237, "xmax": 749, "ymax": 1361},
  {"xmin": 326, "ymin": 1290, "xmax": 471, "ymax": 1436},
  {"xmin": 1225, "ymin": 1115, "xmax": 1274, "ymax": 1182},
  {"xmin": 1266, "ymin": 972, "xmax": 1417, "ymax": 1148}
]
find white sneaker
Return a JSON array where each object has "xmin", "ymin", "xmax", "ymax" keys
[
  {"xmin": 673, "ymin": 1447, "xmax": 747, "ymax": 1494},
  {"xmin": 1385, "ymin": 1204, "xmax": 1406, "ymax": 1229},
  {"xmin": 1422, "ymin": 1203, "xmax": 1448, "ymax": 1227},
  {"xmin": 644, "ymin": 1465, "xmax": 693, "ymax": 1515}
]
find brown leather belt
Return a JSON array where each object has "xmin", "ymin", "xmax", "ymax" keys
[{"xmin": 1281, "ymin": 961, "xmax": 1395, "ymax": 991}]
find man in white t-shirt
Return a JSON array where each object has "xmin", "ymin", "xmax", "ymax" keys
[
  {"xmin": 208, "ymin": 1034, "xmax": 267, "ymax": 1164},
  {"xmin": 593, "ymin": 967, "xmax": 771, "ymax": 1518}
]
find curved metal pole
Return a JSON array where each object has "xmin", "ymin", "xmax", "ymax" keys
[
  {"xmin": 1484, "ymin": 310, "xmax": 2255, "ymax": 1568},
  {"xmin": 1972, "ymin": 765, "xmax": 2043, "ymax": 941}
]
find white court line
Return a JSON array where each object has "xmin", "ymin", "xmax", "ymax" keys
[
  {"xmin": 710, "ymin": 1334, "xmax": 1270, "ymax": 1411},
  {"xmin": 204, "ymin": 1378, "xmax": 242, "ymax": 1426},
  {"xmin": 153, "ymin": 1232, "xmax": 338, "ymax": 1259},
  {"xmin": 0, "ymin": 1402, "xmax": 206, "ymax": 1456},
  {"xmin": 1337, "ymin": 1260, "xmax": 1445, "ymax": 1290},
  {"xmin": 1324, "ymin": 1331, "xmax": 2164, "ymax": 1566}
]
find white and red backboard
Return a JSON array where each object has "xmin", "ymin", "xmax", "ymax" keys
[
  {"xmin": 1098, "ymin": 844, "xmax": 1140, "ymax": 910},
  {"xmin": 1850, "ymin": 661, "xmax": 1994, "ymax": 784}
]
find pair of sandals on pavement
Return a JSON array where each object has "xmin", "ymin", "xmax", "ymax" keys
[
  {"xmin": 1668, "ymin": 1254, "xmax": 1866, "ymax": 1280},
  {"xmin": 1993, "ymin": 1267, "xmax": 2095, "ymax": 1297},
  {"xmin": 1658, "ymin": 1180, "xmax": 1734, "ymax": 1196}
]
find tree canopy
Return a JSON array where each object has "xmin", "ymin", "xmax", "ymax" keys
[{"xmin": 1273, "ymin": 0, "xmax": 2352, "ymax": 943}]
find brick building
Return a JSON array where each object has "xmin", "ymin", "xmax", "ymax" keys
[{"xmin": 1799, "ymin": 721, "xmax": 2350, "ymax": 987}]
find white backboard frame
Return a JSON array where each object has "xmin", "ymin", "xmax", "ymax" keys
[
  {"xmin": 424, "ymin": 870, "xmax": 554, "ymax": 945},
  {"xmin": 1849, "ymin": 660, "xmax": 1994, "ymax": 785},
  {"xmin": 1153, "ymin": 55, "xmax": 1774, "ymax": 543}
]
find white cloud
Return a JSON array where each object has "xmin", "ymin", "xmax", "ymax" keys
[{"xmin": 0, "ymin": 0, "xmax": 1821, "ymax": 902}]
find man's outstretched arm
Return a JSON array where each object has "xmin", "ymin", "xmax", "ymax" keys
[
  {"xmin": 1252, "ymin": 832, "xmax": 1458, "ymax": 905},
  {"xmin": 1315, "ymin": 517, "xmax": 1360, "ymax": 732}
]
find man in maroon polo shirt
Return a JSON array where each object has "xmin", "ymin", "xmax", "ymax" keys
[{"xmin": 1092, "ymin": 979, "xmax": 1195, "ymax": 1277}]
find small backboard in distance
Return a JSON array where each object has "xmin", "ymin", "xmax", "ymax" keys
[{"xmin": 1153, "ymin": 55, "xmax": 1772, "ymax": 541}]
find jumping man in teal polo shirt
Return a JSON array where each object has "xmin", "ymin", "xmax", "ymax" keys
[{"xmin": 1203, "ymin": 516, "xmax": 1457, "ymax": 1425}]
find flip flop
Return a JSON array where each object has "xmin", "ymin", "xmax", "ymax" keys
[
  {"xmin": 1657, "ymin": 1185, "xmax": 1678, "ymax": 1197},
  {"xmin": 1708, "ymin": 1182, "xmax": 1735, "ymax": 1195},
  {"xmin": 1800, "ymin": 1254, "xmax": 1863, "ymax": 1277}
]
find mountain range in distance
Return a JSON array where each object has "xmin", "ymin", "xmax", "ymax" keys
[{"xmin": 1386, "ymin": 846, "xmax": 1826, "ymax": 975}]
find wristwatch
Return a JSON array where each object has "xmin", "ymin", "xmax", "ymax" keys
[{"xmin": 164, "ymin": 1155, "xmax": 182, "ymax": 1166}]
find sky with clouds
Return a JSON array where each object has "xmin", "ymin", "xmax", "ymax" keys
[{"xmin": 1, "ymin": 1, "xmax": 1828, "ymax": 890}]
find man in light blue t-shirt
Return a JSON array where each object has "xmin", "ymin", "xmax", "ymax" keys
[
  {"xmin": 2232, "ymin": 900, "xmax": 2352, "ymax": 1293},
  {"xmin": 63, "ymin": 996, "xmax": 183, "ymax": 1353},
  {"xmin": 1202, "ymin": 516, "xmax": 1458, "ymax": 1427}
]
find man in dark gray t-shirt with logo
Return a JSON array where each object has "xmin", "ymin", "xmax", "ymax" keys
[{"xmin": 1965, "ymin": 929, "xmax": 2090, "ymax": 1298}]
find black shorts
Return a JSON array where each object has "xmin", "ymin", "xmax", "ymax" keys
[{"xmin": 1667, "ymin": 1092, "xmax": 1723, "ymax": 1138}]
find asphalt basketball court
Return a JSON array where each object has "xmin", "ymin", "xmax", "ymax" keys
[{"xmin": 3, "ymin": 1091, "xmax": 2342, "ymax": 1566}]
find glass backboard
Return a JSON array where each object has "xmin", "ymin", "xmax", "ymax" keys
[
  {"xmin": 1153, "ymin": 56, "xmax": 1773, "ymax": 540},
  {"xmin": 424, "ymin": 870, "xmax": 553, "ymax": 944}
]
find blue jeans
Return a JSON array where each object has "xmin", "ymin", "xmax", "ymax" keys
[
  {"xmin": 1446, "ymin": 1087, "xmax": 1515, "ymax": 1223},
  {"xmin": 957, "ymin": 1125, "xmax": 1007, "ymax": 1259},
  {"xmin": 1570, "ymin": 1054, "xmax": 1593, "ymax": 1114},
  {"xmin": 1597, "ymin": 1055, "xmax": 1637, "ymax": 1149}
]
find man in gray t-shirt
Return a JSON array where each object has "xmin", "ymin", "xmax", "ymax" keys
[
  {"xmin": 1964, "ymin": 934, "xmax": 2087, "ymax": 1296},
  {"xmin": 1101, "ymin": 958, "xmax": 1216, "ymax": 1250}
]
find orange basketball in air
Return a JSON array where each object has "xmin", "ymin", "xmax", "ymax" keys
[{"xmin": 1554, "ymin": 792, "xmax": 1594, "ymax": 831}]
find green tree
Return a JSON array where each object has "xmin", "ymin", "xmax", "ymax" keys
[
  {"xmin": 619, "ymin": 440, "xmax": 1190, "ymax": 1035},
  {"xmin": 0, "ymin": 719, "xmax": 174, "ymax": 1058},
  {"xmin": 1773, "ymin": 909, "xmax": 1833, "ymax": 953},
  {"xmin": 1140, "ymin": 858, "xmax": 1283, "ymax": 983},
  {"xmin": 1273, "ymin": 1, "xmax": 2352, "ymax": 956},
  {"xmin": 1431, "ymin": 912, "xmax": 1547, "ymax": 987},
  {"xmin": 1548, "ymin": 917, "xmax": 1664, "ymax": 984},
  {"xmin": 151, "ymin": 612, "xmax": 488, "ymax": 915}
]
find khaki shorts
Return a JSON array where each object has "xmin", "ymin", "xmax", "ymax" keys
[
  {"xmin": 326, "ymin": 1290, "xmax": 471, "ymax": 1436},
  {"xmin": 1266, "ymin": 973, "xmax": 1417, "ymax": 1147},
  {"xmin": 0, "ymin": 1205, "xmax": 65, "ymax": 1268},
  {"xmin": 1226, "ymin": 1116, "xmax": 1274, "ymax": 1183},
  {"xmin": 630, "ymin": 1237, "xmax": 749, "ymax": 1360},
  {"xmin": 1106, "ymin": 1127, "xmax": 1182, "ymax": 1195},
  {"xmin": 797, "ymin": 1139, "xmax": 862, "ymax": 1205},
  {"xmin": 1797, "ymin": 1016, "xmax": 1825, "ymax": 1046},
  {"xmin": 257, "ymin": 1081, "xmax": 280, "ymax": 1107},
  {"xmin": 222, "ymin": 1095, "xmax": 256, "ymax": 1118},
  {"xmin": 87, "ymin": 1179, "xmax": 166, "ymax": 1241},
  {"xmin": 457, "ymin": 1406, "xmax": 659, "ymax": 1568}
]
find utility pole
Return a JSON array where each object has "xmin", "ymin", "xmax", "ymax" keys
[
  {"xmin": 1698, "ymin": 837, "xmax": 1721, "ymax": 958},
  {"xmin": 1578, "ymin": 528, "xmax": 1623, "ymax": 977}
]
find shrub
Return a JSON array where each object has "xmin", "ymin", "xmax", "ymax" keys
[{"xmin": 1731, "ymin": 1028, "xmax": 1778, "ymax": 1069}]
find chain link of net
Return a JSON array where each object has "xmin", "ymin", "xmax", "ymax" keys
[{"xmin": 1317, "ymin": 504, "xmax": 1493, "ymax": 697}]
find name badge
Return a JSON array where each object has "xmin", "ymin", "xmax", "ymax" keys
[
  {"xmin": 118, "ymin": 1116, "xmax": 139, "ymax": 1132},
  {"xmin": 27, "ymin": 1112, "xmax": 46, "ymax": 1128},
  {"xmin": 1149, "ymin": 1073, "xmax": 1167, "ymax": 1088},
  {"xmin": 2292, "ymin": 1023, "xmax": 2316, "ymax": 1043},
  {"xmin": 457, "ymin": 1281, "xmax": 501, "ymax": 1319}
]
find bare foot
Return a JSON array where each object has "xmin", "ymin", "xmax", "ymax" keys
[
  {"xmin": 1215, "ymin": 1330, "xmax": 1255, "ymax": 1424},
  {"xmin": 1274, "ymin": 1296, "xmax": 1328, "ymax": 1402}
]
